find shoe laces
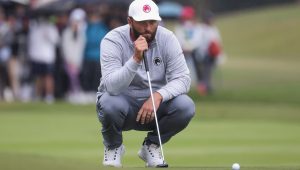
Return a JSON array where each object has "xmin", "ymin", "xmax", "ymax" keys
[
  {"xmin": 104, "ymin": 147, "xmax": 121, "ymax": 161},
  {"xmin": 146, "ymin": 144, "xmax": 162, "ymax": 160}
]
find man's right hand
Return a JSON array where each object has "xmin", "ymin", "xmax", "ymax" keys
[
  {"xmin": 136, "ymin": 92, "xmax": 162, "ymax": 125},
  {"xmin": 133, "ymin": 35, "xmax": 148, "ymax": 63}
]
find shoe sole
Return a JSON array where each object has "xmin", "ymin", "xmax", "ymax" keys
[{"xmin": 103, "ymin": 163, "xmax": 122, "ymax": 168}]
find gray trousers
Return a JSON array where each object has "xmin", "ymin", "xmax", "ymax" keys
[{"xmin": 96, "ymin": 93, "xmax": 195, "ymax": 149}]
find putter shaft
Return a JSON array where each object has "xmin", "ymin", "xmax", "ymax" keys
[{"xmin": 143, "ymin": 51, "xmax": 166, "ymax": 163}]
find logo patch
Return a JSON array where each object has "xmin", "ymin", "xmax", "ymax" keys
[
  {"xmin": 143, "ymin": 5, "xmax": 151, "ymax": 13},
  {"xmin": 153, "ymin": 57, "xmax": 162, "ymax": 66}
]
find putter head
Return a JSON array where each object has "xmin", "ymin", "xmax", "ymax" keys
[{"xmin": 156, "ymin": 162, "xmax": 169, "ymax": 168}]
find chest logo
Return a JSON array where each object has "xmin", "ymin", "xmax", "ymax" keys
[{"xmin": 153, "ymin": 57, "xmax": 162, "ymax": 66}]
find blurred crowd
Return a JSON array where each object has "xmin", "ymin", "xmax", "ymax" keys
[
  {"xmin": 0, "ymin": 1, "xmax": 224, "ymax": 104},
  {"xmin": 174, "ymin": 6, "xmax": 224, "ymax": 96},
  {"xmin": 0, "ymin": 2, "xmax": 127, "ymax": 104}
]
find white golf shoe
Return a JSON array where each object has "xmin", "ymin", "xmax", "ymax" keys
[
  {"xmin": 138, "ymin": 143, "xmax": 164, "ymax": 167},
  {"xmin": 103, "ymin": 144, "xmax": 125, "ymax": 168}
]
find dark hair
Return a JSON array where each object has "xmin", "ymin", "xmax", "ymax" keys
[{"xmin": 201, "ymin": 10, "xmax": 214, "ymax": 23}]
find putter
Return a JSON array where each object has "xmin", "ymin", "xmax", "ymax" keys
[{"xmin": 143, "ymin": 51, "xmax": 169, "ymax": 168}]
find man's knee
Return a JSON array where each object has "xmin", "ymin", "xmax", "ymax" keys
[
  {"xmin": 97, "ymin": 93, "xmax": 128, "ymax": 123},
  {"xmin": 173, "ymin": 95, "xmax": 195, "ymax": 121}
]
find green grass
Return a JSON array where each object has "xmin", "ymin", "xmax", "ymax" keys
[
  {"xmin": 198, "ymin": 57, "xmax": 300, "ymax": 105},
  {"xmin": 1, "ymin": 3, "xmax": 300, "ymax": 170},
  {"xmin": 217, "ymin": 4, "xmax": 300, "ymax": 59},
  {"xmin": 1, "ymin": 102, "xmax": 300, "ymax": 169}
]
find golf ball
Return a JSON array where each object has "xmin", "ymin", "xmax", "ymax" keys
[{"xmin": 232, "ymin": 163, "xmax": 240, "ymax": 170}]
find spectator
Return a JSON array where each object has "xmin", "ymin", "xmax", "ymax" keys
[
  {"xmin": 174, "ymin": 6, "xmax": 202, "ymax": 88},
  {"xmin": 54, "ymin": 12, "xmax": 69, "ymax": 99},
  {"xmin": 61, "ymin": 8, "xmax": 86, "ymax": 104},
  {"xmin": 15, "ymin": 9, "xmax": 31, "ymax": 102},
  {"xmin": 28, "ymin": 15, "xmax": 59, "ymax": 104},
  {"xmin": 81, "ymin": 6, "xmax": 108, "ymax": 101},
  {"xmin": 195, "ymin": 10, "xmax": 223, "ymax": 95},
  {"xmin": 175, "ymin": 7, "xmax": 223, "ymax": 96},
  {"xmin": 0, "ymin": 8, "xmax": 14, "ymax": 101},
  {"xmin": 7, "ymin": 13, "xmax": 22, "ymax": 101}
]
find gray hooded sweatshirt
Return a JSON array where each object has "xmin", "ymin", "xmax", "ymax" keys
[{"xmin": 97, "ymin": 25, "xmax": 191, "ymax": 102}]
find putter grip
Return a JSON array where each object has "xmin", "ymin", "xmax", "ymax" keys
[{"xmin": 143, "ymin": 51, "xmax": 149, "ymax": 71}]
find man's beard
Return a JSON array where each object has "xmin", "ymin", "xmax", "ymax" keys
[{"xmin": 132, "ymin": 26, "xmax": 157, "ymax": 43}]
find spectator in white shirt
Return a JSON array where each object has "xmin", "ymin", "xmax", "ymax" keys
[{"xmin": 28, "ymin": 15, "xmax": 59, "ymax": 103}]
